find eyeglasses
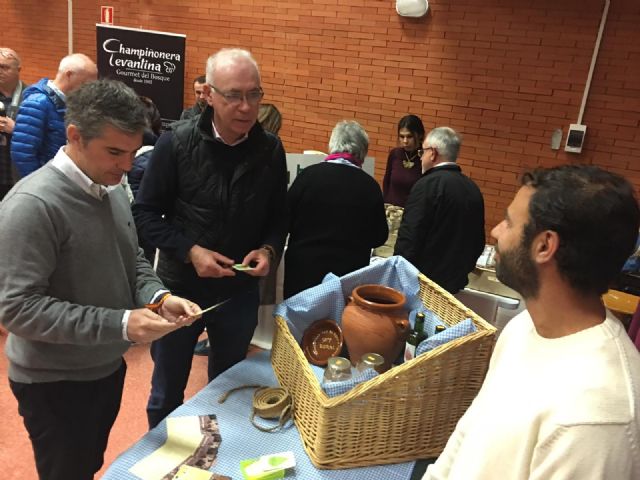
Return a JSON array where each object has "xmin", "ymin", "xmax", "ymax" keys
[
  {"xmin": 210, "ymin": 84, "xmax": 264, "ymax": 106},
  {"xmin": 420, "ymin": 146, "xmax": 436, "ymax": 156}
]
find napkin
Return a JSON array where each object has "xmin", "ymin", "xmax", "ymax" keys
[
  {"xmin": 415, "ymin": 318, "xmax": 477, "ymax": 356},
  {"xmin": 322, "ymin": 368, "xmax": 379, "ymax": 398}
]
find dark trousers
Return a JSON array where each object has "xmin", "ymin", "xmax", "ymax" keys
[
  {"xmin": 9, "ymin": 361, "xmax": 127, "ymax": 480},
  {"xmin": 146, "ymin": 286, "xmax": 260, "ymax": 428}
]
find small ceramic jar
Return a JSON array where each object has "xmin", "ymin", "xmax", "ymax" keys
[{"xmin": 341, "ymin": 284, "xmax": 410, "ymax": 372}]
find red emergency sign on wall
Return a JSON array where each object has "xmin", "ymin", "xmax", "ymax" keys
[{"xmin": 100, "ymin": 6, "xmax": 114, "ymax": 25}]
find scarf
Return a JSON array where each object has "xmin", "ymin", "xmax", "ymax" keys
[{"xmin": 324, "ymin": 152, "xmax": 363, "ymax": 167}]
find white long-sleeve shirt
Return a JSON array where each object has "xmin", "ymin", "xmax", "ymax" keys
[{"xmin": 424, "ymin": 310, "xmax": 640, "ymax": 480}]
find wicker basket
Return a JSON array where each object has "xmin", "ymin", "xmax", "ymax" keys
[{"xmin": 270, "ymin": 273, "xmax": 497, "ymax": 469}]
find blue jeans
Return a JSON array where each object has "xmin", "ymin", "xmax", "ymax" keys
[{"xmin": 146, "ymin": 286, "xmax": 259, "ymax": 428}]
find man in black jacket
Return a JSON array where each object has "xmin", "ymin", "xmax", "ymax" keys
[
  {"xmin": 0, "ymin": 47, "xmax": 25, "ymax": 199},
  {"xmin": 179, "ymin": 75, "xmax": 207, "ymax": 120},
  {"xmin": 133, "ymin": 48, "xmax": 288, "ymax": 428},
  {"xmin": 395, "ymin": 126, "xmax": 485, "ymax": 294}
]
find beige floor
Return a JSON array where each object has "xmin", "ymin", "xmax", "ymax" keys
[{"xmin": 0, "ymin": 332, "xmax": 212, "ymax": 480}]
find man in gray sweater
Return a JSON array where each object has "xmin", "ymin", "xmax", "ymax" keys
[{"xmin": 0, "ymin": 79, "xmax": 200, "ymax": 480}]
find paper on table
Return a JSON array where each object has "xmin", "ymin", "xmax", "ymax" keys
[
  {"xmin": 172, "ymin": 465, "xmax": 230, "ymax": 480},
  {"xmin": 129, "ymin": 415, "xmax": 222, "ymax": 480}
]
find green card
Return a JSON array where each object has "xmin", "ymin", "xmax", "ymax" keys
[{"xmin": 233, "ymin": 264, "xmax": 254, "ymax": 271}]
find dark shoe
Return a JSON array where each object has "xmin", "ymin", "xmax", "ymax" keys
[{"xmin": 194, "ymin": 339, "xmax": 210, "ymax": 356}]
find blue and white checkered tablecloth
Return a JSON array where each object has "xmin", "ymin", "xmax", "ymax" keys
[{"xmin": 101, "ymin": 351, "xmax": 415, "ymax": 480}]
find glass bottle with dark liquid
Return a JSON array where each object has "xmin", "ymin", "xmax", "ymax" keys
[
  {"xmin": 405, "ymin": 312, "xmax": 426, "ymax": 361},
  {"xmin": 434, "ymin": 324, "xmax": 447, "ymax": 335}
]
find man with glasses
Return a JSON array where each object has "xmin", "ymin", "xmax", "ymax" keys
[
  {"xmin": 133, "ymin": 48, "xmax": 287, "ymax": 428},
  {"xmin": 394, "ymin": 126, "xmax": 485, "ymax": 294},
  {"xmin": 0, "ymin": 47, "xmax": 26, "ymax": 199},
  {"xmin": 180, "ymin": 75, "xmax": 208, "ymax": 120},
  {"xmin": 11, "ymin": 53, "xmax": 97, "ymax": 179}
]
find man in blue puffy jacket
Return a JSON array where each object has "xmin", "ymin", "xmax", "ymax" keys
[{"xmin": 11, "ymin": 53, "xmax": 97, "ymax": 178}]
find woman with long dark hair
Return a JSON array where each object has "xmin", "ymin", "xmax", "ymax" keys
[{"xmin": 382, "ymin": 114, "xmax": 425, "ymax": 207}]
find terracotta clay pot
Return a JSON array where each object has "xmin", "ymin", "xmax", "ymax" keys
[{"xmin": 341, "ymin": 284, "xmax": 410, "ymax": 372}]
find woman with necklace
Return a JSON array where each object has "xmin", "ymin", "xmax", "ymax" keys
[{"xmin": 382, "ymin": 114, "xmax": 426, "ymax": 207}]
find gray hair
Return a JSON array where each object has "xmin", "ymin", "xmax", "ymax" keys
[
  {"xmin": 328, "ymin": 120, "xmax": 369, "ymax": 162},
  {"xmin": 205, "ymin": 48, "xmax": 260, "ymax": 85},
  {"xmin": 65, "ymin": 79, "xmax": 147, "ymax": 142},
  {"xmin": 0, "ymin": 47, "xmax": 21, "ymax": 68},
  {"xmin": 426, "ymin": 127, "xmax": 461, "ymax": 162},
  {"xmin": 58, "ymin": 53, "xmax": 95, "ymax": 74}
]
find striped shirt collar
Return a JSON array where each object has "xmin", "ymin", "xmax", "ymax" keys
[{"xmin": 47, "ymin": 80, "xmax": 65, "ymax": 101}]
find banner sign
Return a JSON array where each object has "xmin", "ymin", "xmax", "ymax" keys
[{"xmin": 96, "ymin": 24, "xmax": 185, "ymax": 127}]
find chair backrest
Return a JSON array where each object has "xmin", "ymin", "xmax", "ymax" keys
[
  {"xmin": 454, "ymin": 289, "xmax": 500, "ymax": 327},
  {"xmin": 628, "ymin": 301, "xmax": 640, "ymax": 351}
]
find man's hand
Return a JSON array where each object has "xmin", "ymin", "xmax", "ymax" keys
[
  {"xmin": 126, "ymin": 308, "xmax": 194, "ymax": 344},
  {"xmin": 239, "ymin": 248, "xmax": 270, "ymax": 277},
  {"xmin": 0, "ymin": 117, "xmax": 15, "ymax": 134},
  {"xmin": 157, "ymin": 294, "xmax": 201, "ymax": 322},
  {"xmin": 188, "ymin": 245, "xmax": 236, "ymax": 278}
]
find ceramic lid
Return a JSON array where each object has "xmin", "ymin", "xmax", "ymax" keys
[{"xmin": 301, "ymin": 319, "xmax": 344, "ymax": 366}]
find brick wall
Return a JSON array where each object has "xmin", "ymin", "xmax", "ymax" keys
[{"xmin": 2, "ymin": 0, "xmax": 639, "ymax": 234}]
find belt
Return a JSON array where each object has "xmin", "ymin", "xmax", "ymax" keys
[{"xmin": 218, "ymin": 384, "xmax": 293, "ymax": 433}]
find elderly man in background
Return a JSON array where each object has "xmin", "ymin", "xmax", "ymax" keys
[
  {"xmin": 179, "ymin": 74, "xmax": 207, "ymax": 120},
  {"xmin": 11, "ymin": 53, "xmax": 97, "ymax": 178},
  {"xmin": 423, "ymin": 165, "xmax": 640, "ymax": 479},
  {"xmin": 0, "ymin": 47, "xmax": 26, "ymax": 199},
  {"xmin": 394, "ymin": 126, "xmax": 485, "ymax": 294},
  {"xmin": 0, "ymin": 79, "xmax": 200, "ymax": 480},
  {"xmin": 134, "ymin": 48, "xmax": 287, "ymax": 428}
]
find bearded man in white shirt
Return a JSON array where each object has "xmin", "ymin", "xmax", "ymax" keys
[{"xmin": 424, "ymin": 165, "xmax": 640, "ymax": 480}]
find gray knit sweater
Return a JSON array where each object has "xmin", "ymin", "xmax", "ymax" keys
[{"xmin": 0, "ymin": 164, "xmax": 164, "ymax": 383}]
